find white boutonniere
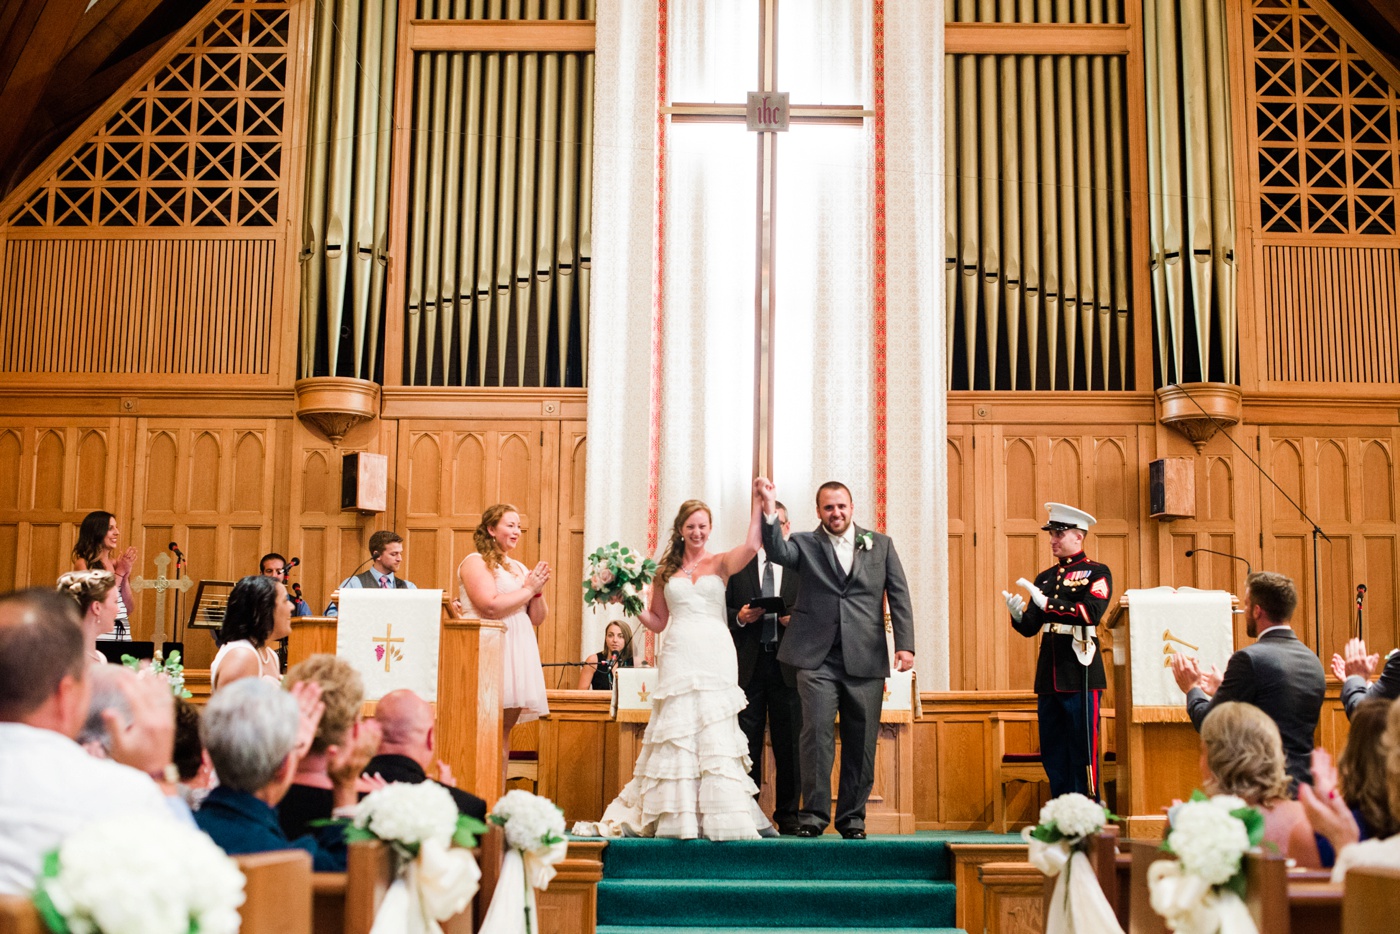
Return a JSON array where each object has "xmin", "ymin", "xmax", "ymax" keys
[{"xmin": 857, "ymin": 532, "xmax": 874, "ymax": 551}]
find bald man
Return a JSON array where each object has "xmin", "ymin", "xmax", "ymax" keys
[{"xmin": 365, "ymin": 690, "xmax": 486, "ymax": 820}]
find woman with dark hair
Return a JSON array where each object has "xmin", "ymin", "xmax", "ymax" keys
[
  {"xmin": 211, "ymin": 575, "xmax": 292, "ymax": 690},
  {"xmin": 71, "ymin": 511, "xmax": 137, "ymax": 637},
  {"xmin": 577, "ymin": 620, "xmax": 635, "ymax": 690}
]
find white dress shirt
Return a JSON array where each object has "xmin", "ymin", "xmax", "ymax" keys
[
  {"xmin": 826, "ymin": 527, "xmax": 854, "ymax": 576},
  {"xmin": 0, "ymin": 722, "xmax": 171, "ymax": 894}
]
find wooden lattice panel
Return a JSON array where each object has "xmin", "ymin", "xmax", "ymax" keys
[
  {"xmin": 1249, "ymin": 0, "xmax": 1400, "ymax": 236},
  {"xmin": 6, "ymin": 0, "xmax": 291, "ymax": 229}
]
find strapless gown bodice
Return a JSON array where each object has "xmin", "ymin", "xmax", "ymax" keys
[{"xmin": 655, "ymin": 575, "xmax": 737, "ymax": 690}]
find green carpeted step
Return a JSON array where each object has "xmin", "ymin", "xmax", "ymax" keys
[
  {"xmin": 590, "ymin": 929, "xmax": 963, "ymax": 934},
  {"xmin": 595, "ymin": 878, "xmax": 958, "ymax": 929},
  {"xmin": 598, "ymin": 835, "xmax": 954, "ymax": 881}
]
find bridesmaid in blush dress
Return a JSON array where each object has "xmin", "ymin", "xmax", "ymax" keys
[{"xmin": 458, "ymin": 504, "xmax": 551, "ymax": 787}]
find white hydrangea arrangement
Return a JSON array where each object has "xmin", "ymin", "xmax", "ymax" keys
[
  {"xmin": 479, "ymin": 791, "xmax": 568, "ymax": 934},
  {"xmin": 1148, "ymin": 792, "xmax": 1265, "ymax": 934},
  {"xmin": 33, "ymin": 814, "xmax": 245, "ymax": 934},
  {"xmin": 1028, "ymin": 792, "xmax": 1114, "ymax": 846},
  {"xmin": 582, "ymin": 543, "xmax": 657, "ymax": 617},
  {"xmin": 1161, "ymin": 793, "xmax": 1262, "ymax": 892},
  {"xmin": 350, "ymin": 781, "xmax": 486, "ymax": 859}
]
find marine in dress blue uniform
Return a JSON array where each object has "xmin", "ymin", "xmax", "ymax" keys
[{"xmin": 1004, "ymin": 503, "xmax": 1112, "ymax": 799}]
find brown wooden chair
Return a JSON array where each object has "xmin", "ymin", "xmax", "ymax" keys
[
  {"xmin": 1342, "ymin": 865, "xmax": 1400, "ymax": 934},
  {"xmin": 0, "ymin": 895, "xmax": 42, "ymax": 934},
  {"xmin": 989, "ymin": 711, "xmax": 1046, "ymax": 833},
  {"xmin": 235, "ymin": 848, "xmax": 313, "ymax": 934}
]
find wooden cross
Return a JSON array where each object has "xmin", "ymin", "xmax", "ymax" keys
[
  {"xmin": 130, "ymin": 553, "xmax": 194, "ymax": 655},
  {"xmin": 374, "ymin": 624, "xmax": 405, "ymax": 673}
]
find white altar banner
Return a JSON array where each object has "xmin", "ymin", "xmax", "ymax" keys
[
  {"xmin": 336, "ymin": 589, "xmax": 444, "ymax": 702},
  {"xmin": 611, "ymin": 666, "xmax": 660, "ymax": 722},
  {"xmin": 1125, "ymin": 587, "xmax": 1234, "ymax": 715}
]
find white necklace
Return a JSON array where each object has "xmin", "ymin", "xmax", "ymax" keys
[{"xmin": 681, "ymin": 556, "xmax": 704, "ymax": 579}]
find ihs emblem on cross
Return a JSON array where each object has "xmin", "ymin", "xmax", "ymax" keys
[{"xmin": 373, "ymin": 624, "xmax": 405, "ymax": 672}]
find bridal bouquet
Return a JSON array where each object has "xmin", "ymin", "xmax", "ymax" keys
[
  {"xmin": 33, "ymin": 814, "xmax": 244, "ymax": 934},
  {"xmin": 345, "ymin": 782, "xmax": 487, "ymax": 934},
  {"xmin": 582, "ymin": 542, "xmax": 657, "ymax": 617},
  {"xmin": 1149, "ymin": 793, "xmax": 1265, "ymax": 934},
  {"xmin": 479, "ymin": 790, "xmax": 568, "ymax": 934},
  {"xmin": 1022, "ymin": 793, "xmax": 1123, "ymax": 934}
]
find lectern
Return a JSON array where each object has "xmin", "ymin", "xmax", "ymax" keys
[
  {"xmin": 288, "ymin": 593, "xmax": 505, "ymax": 809},
  {"xmin": 1106, "ymin": 587, "xmax": 1236, "ymax": 838}
]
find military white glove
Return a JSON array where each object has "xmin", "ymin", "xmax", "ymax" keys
[
  {"xmin": 1016, "ymin": 577, "xmax": 1048, "ymax": 610},
  {"xmin": 1002, "ymin": 590, "xmax": 1025, "ymax": 622}
]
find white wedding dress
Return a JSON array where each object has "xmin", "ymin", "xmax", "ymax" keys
[{"xmin": 574, "ymin": 575, "xmax": 773, "ymax": 840}]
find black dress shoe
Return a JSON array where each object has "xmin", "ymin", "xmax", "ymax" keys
[
  {"xmin": 795, "ymin": 826, "xmax": 822, "ymax": 837},
  {"xmin": 778, "ymin": 824, "xmax": 803, "ymax": 836},
  {"xmin": 840, "ymin": 828, "xmax": 867, "ymax": 840}
]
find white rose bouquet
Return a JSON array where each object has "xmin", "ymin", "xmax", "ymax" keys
[
  {"xmin": 33, "ymin": 814, "xmax": 245, "ymax": 934},
  {"xmin": 1021, "ymin": 793, "xmax": 1123, "ymax": 934},
  {"xmin": 342, "ymin": 782, "xmax": 487, "ymax": 934},
  {"xmin": 479, "ymin": 790, "xmax": 568, "ymax": 934},
  {"xmin": 1149, "ymin": 792, "xmax": 1265, "ymax": 934},
  {"xmin": 582, "ymin": 542, "xmax": 657, "ymax": 617}
]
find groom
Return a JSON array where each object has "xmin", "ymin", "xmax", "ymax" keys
[{"xmin": 756, "ymin": 477, "xmax": 915, "ymax": 839}]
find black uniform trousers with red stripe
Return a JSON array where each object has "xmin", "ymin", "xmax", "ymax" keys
[{"xmin": 1012, "ymin": 552, "xmax": 1112, "ymax": 799}]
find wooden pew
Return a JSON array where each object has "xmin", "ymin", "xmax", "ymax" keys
[
  {"xmin": 1342, "ymin": 865, "xmax": 1400, "ymax": 934},
  {"xmin": 314, "ymin": 840, "xmax": 475, "ymax": 934},
  {"xmin": 1040, "ymin": 827, "xmax": 1121, "ymax": 920},
  {"xmin": 235, "ymin": 849, "xmax": 313, "ymax": 934},
  {"xmin": 0, "ymin": 896, "xmax": 42, "ymax": 934}
]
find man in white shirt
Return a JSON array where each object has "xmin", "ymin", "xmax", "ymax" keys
[{"xmin": 0, "ymin": 590, "xmax": 173, "ymax": 895}]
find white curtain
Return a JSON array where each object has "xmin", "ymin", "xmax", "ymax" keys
[{"xmin": 585, "ymin": 0, "xmax": 947, "ymax": 684}]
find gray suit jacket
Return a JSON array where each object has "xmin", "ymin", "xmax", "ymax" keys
[
  {"xmin": 761, "ymin": 517, "xmax": 914, "ymax": 679},
  {"xmin": 1186, "ymin": 627, "xmax": 1326, "ymax": 789},
  {"xmin": 1341, "ymin": 651, "xmax": 1400, "ymax": 719}
]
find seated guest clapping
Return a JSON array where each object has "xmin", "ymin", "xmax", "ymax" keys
[
  {"xmin": 1199, "ymin": 701, "xmax": 1308, "ymax": 856},
  {"xmin": 1290, "ymin": 698, "xmax": 1397, "ymax": 868},
  {"xmin": 367, "ymin": 689, "xmax": 487, "ymax": 821},
  {"xmin": 195, "ymin": 677, "xmax": 349, "ymax": 872},
  {"xmin": 0, "ymin": 590, "xmax": 172, "ymax": 895},
  {"xmin": 277, "ymin": 654, "xmax": 381, "ymax": 840}
]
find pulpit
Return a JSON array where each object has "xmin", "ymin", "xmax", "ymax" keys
[
  {"xmin": 288, "ymin": 593, "xmax": 506, "ymax": 808},
  {"xmin": 609, "ymin": 666, "xmax": 917, "ymax": 833},
  {"xmin": 1106, "ymin": 587, "xmax": 1237, "ymax": 837}
]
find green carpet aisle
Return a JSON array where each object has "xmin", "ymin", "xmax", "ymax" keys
[{"xmin": 593, "ymin": 832, "xmax": 1021, "ymax": 934}]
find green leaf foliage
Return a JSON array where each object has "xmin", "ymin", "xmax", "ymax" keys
[{"xmin": 453, "ymin": 815, "xmax": 490, "ymax": 849}]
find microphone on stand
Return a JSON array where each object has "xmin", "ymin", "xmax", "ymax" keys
[
  {"xmin": 168, "ymin": 541, "xmax": 185, "ymax": 568},
  {"xmin": 294, "ymin": 582, "xmax": 305, "ymax": 601},
  {"xmin": 1184, "ymin": 547, "xmax": 1252, "ymax": 575},
  {"xmin": 1356, "ymin": 583, "xmax": 1367, "ymax": 610}
]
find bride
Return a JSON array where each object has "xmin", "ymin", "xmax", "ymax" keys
[{"xmin": 576, "ymin": 488, "xmax": 774, "ymax": 840}]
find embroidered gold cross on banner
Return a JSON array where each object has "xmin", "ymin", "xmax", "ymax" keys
[{"xmin": 374, "ymin": 624, "xmax": 405, "ymax": 672}]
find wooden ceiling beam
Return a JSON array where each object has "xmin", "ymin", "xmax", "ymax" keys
[
  {"xmin": 56, "ymin": 0, "xmax": 168, "ymax": 86},
  {"xmin": 0, "ymin": 0, "xmax": 90, "ymax": 176}
]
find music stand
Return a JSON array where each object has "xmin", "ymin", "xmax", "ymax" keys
[{"xmin": 187, "ymin": 580, "xmax": 236, "ymax": 631}]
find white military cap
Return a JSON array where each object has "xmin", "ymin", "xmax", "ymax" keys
[{"xmin": 1042, "ymin": 502, "xmax": 1096, "ymax": 532}]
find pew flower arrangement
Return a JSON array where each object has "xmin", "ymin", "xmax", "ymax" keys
[
  {"xmin": 478, "ymin": 790, "xmax": 568, "ymax": 934},
  {"xmin": 1149, "ymin": 792, "xmax": 1265, "ymax": 934},
  {"xmin": 346, "ymin": 782, "xmax": 487, "ymax": 934},
  {"xmin": 120, "ymin": 650, "xmax": 192, "ymax": 699},
  {"xmin": 583, "ymin": 543, "xmax": 657, "ymax": 617},
  {"xmin": 32, "ymin": 814, "xmax": 245, "ymax": 934},
  {"xmin": 1022, "ymin": 793, "xmax": 1124, "ymax": 934}
]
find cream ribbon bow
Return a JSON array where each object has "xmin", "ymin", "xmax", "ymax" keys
[
  {"xmin": 479, "ymin": 840, "xmax": 569, "ymax": 934},
  {"xmin": 1023, "ymin": 829, "xmax": 1125, "ymax": 934},
  {"xmin": 368, "ymin": 839, "xmax": 481, "ymax": 934},
  {"xmin": 1147, "ymin": 860, "xmax": 1258, "ymax": 934}
]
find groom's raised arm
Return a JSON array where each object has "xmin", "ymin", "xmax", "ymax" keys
[{"xmin": 761, "ymin": 511, "xmax": 801, "ymax": 569}]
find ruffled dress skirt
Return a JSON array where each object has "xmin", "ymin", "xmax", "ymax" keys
[{"xmin": 574, "ymin": 576, "xmax": 773, "ymax": 841}]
